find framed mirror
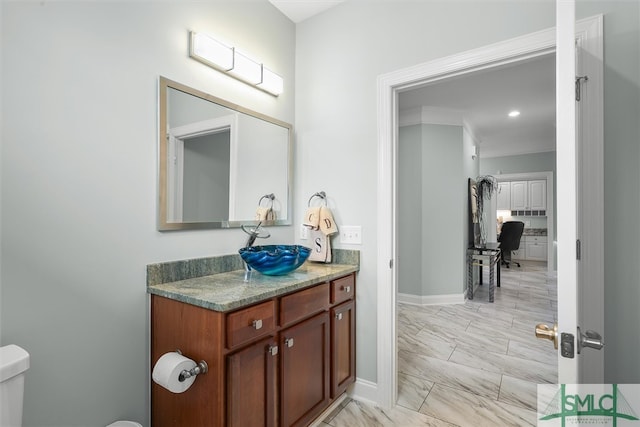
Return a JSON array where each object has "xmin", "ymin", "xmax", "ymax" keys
[{"xmin": 158, "ymin": 77, "xmax": 293, "ymax": 230}]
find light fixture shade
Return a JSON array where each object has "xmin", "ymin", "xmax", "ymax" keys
[
  {"xmin": 228, "ymin": 51, "xmax": 262, "ymax": 85},
  {"xmin": 188, "ymin": 31, "xmax": 284, "ymax": 97},
  {"xmin": 258, "ymin": 67, "xmax": 284, "ymax": 96},
  {"xmin": 190, "ymin": 31, "xmax": 233, "ymax": 71}
]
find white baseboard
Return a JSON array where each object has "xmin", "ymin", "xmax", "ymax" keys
[
  {"xmin": 397, "ymin": 292, "xmax": 466, "ymax": 306},
  {"xmin": 308, "ymin": 378, "xmax": 378, "ymax": 427},
  {"xmin": 349, "ymin": 377, "xmax": 378, "ymax": 405}
]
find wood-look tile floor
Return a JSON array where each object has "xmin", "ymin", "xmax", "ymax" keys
[{"xmin": 321, "ymin": 261, "xmax": 558, "ymax": 427}]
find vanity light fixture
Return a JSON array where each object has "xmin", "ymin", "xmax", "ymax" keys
[
  {"xmin": 189, "ymin": 31, "xmax": 284, "ymax": 96},
  {"xmin": 508, "ymin": 110, "xmax": 521, "ymax": 118}
]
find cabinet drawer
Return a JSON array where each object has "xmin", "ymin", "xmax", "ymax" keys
[
  {"xmin": 331, "ymin": 274, "xmax": 355, "ymax": 305},
  {"xmin": 227, "ymin": 300, "xmax": 276, "ymax": 350},
  {"xmin": 525, "ymin": 236, "xmax": 547, "ymax": 243},
  {"xmin": 280, "ymin": 283, "xmax": 329, "ymax": 327}
]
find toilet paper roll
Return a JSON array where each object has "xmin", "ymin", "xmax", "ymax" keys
[{"xmin": 152, "ymin": 352, "xmax": 197, "ymax": 393}]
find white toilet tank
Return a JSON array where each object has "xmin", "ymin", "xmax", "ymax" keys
[{"xmin": 0, "ymin": 345, "xmax": 30, "ymax": 427}]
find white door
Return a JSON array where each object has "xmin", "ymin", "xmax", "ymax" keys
[{"xmin": 538, "ymin": 0, "xmax": 605, "ymax": 384}]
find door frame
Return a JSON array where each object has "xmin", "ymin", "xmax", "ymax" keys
[{"xmin": 375, "ymin": 15, "xmax": 603, "ymax": 407}]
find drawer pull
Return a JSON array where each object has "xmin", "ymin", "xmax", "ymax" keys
[
  {"xmin": 252, "ymin": 319, "xmax": 263, "ymax": 330},
  {"xmin": 335, "ymin": 312, "xmax": 343, "ymax": 320},
  {"xmin": 268, "ymin": 345, "xmax": 278, "ymax": 356},
  {"xmin": 285, "ymin": 338, "xmax": 294, "ymax": 348},
  {"xmin": 341, "ymin": 286, "xmax": 351, "ymax": 293}
]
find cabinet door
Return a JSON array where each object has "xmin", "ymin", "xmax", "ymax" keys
[
  {"xmin": 331, "ymin": 300, "xmax": 355, "ymax": 398},
  {"xmin": 528, "ymin": 180, "xmax": 547, "ymax": 210},
  {"xmin": 510, "ymin": 181, "xmax": 528, "ymax": 210},
  {"xmin": 497, "ymin": 182, "xmax": 511, "ymax": 211},
  {"xmin": 526, "ymin": 242, "xmax": 548, "ymax": 261},
  {"xmin": 227, "ymin": 337, "xmax": 278, "ymax": 427},
  {"xmin": 280, "ymin": 312, "xmax": 330, "ymax": 427}
]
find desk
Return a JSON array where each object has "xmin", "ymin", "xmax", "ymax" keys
[{"xmin": 467, "ymin": 243, "xmax": 501, "ymax": 302}]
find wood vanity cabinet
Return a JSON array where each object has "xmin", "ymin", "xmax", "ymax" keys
[{"xmin": 151, "ymin": 272, "xmax": 356, "ymax": 427}]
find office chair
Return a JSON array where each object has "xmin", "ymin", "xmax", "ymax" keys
[{"xmin": 498, "ymin": 221, "xmax": 525, "ymax": 268}]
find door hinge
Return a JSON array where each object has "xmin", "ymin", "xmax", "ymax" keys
[
  {"xmin": 575, "ymin": 75, "xmax": 589, "ymax": 101},
  {"xmin": 389, "ymin": 259, "xmax": 393, "ymax": 269},
  {"xmin": 576, "ymin": 239, "xmax": 581, "ymax": 260}
]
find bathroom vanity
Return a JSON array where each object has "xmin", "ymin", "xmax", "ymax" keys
[{"xmin": 147, "ymin": 255, "xmax": 358, "ymax": 427}]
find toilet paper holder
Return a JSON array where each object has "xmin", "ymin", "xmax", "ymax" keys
[{"xmin": 175, "ymin": 350, "xmax": 208, "ymax": 382}]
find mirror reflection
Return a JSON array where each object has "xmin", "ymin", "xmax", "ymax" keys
[{"xmin": 158, "ymin": 77, "xmax": 292, "ymax": 230}]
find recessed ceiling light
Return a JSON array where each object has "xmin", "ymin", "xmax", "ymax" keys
[{"xmin": 508, "ymin": 110, "xmax": 521, "ymax": 118}]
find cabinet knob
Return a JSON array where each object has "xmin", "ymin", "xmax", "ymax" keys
[
  {"xmin": 252, "ymin": 319, "xmax": 263, "ymax": 330},
  {"xmin": 335, "ymin": 312, "xmax": 343, "ymax": 320},
  {"xmin": 341, "ymin": 285, "xmax": 351, "ymax": 293},
  {"xmin": 285, "ymin": 338, "xmax": 294, "ymax": 348},
  {"xmin": 268, "ymin": 345, "xmax": 278, "ymax": 356}
]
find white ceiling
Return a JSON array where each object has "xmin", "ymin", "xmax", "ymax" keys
[
  {"xmin": 399, "ymin": 54, "xmax": 556, "ymax": 158},
  {"xmin": 268, "ymin": 0, "xmax": 344, "ymax": 23}
]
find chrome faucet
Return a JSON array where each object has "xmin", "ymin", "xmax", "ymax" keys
[
  {"xmin": 240, "ymin": 222, "xmax": 271, "ymax": 278},
  {"xmin": 242, "ymin": 221, "xmax": 270, "ymax": 248}
]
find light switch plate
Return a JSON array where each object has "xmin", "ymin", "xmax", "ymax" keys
[
  {"xmin": 300, "ymin": 224, "xmax": 309, "ymax": 240},
  {"xmin": 340, "ymin": 225, "xmax": 362, "ymax": 244}
]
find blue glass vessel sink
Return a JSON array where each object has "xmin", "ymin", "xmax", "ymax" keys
[{"xmin": 239, "ymin": 245, "xmax": 311, "ymax": 276}]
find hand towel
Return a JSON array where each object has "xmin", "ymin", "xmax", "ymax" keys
[
  {"xmin": 255, "ymin": 207, "xmax": 271, "ymax": 221},
  {"xmin": 303, "ymin": 206, "xmax": 321, "ymax": 229},
  {"xmin": 308, "ymin": 228, "xmax": 332, "ymax": 263},
  {"xmin": 319, "ymin": 206, "xmax": 338, "ymax": 236}
]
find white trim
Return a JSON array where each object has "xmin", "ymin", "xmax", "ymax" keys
[
  {"xmin": 397, "ymin": 292, "xmax": 465, "ymax": 306},
  {"xmin": 575, "ymin": 13, "xmax": 605, "ymax": 384},
  {"xmin": 349, "ymin": 378, "xmax": 379, "ymax": 406},
  {"xmin": 170, "ymin": 114, "xmax": 239, "ymax": 219},
  {"xmin": 555, "ymin": 0, "xmax": 579, "ymax": 384},
  {"xmin": 376, "ymin": 15, "xmax": 604, "ymax": 408},
  {"xmin": 481, "ymin": 147, "xmax": 556, "ymax": 159},
  {"xmin": 494, "ymin": 171, "xmax": 555, "ymax": 274}
]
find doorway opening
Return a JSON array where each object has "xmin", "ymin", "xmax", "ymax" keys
[{"xmin": 376, "ymin": 15, "xmax": 603, "ymax": 409}]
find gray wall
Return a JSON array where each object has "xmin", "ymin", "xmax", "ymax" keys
[
  {"xmin": 1, "ymin": 2, "xmax": 295, "ymax": 426},
  {"xmin": 183, "ymin": 132, "xmax": 231, "ymax": 221},
  {"xmin": 296, "ymin": 0, "xmax": 559, "ymax": 383},
  {"xmin": 398, "ymin": 125, "xmax": 423, "ymax": 296},
  {"xmin": 398, "ymin": 124, "xmax": 465, "ymax": 297},
  {"xmin": 480, "ymin": 151, "xmax": 556, "ymax": 176},
  {"xmin": 296, "ymin": 0, "xmax": 640, "ymax": 384}
]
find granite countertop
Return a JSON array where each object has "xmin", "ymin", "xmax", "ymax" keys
[
  {"xmin": 148, "ymin": 262, "xmax": 358, "ymax": 312},
  {"xmin": 522, "ymin": 228, "xmax": 547, "ymax": 236}
]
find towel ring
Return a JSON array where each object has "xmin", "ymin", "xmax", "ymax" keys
[
  {"xmin": 308, "ymin": 191, "xmax": 327, "ymax": 207},
  {"xmin": 259, "ymin": 193, "xmax": 275, "ymax": 209}
]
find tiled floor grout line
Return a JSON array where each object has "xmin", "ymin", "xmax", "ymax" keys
[{"xmin": 323, "ymin": 260, "xmax": 556, "ymax": 426}]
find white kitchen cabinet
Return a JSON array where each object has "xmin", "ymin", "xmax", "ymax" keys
[
  {"xmin": 524, "ymin": 235, "xmax": 547, "ymax": 261},
  {"xmin": 510, "ymin": 181, "xmax": 528, "ymax": 210},
  {"xmin": 509, "ymin": 180, "xmax": 546, "ymax": 211},
  {"xmin": 511, "ymin": 235, "xmax": 547, "ymax": 261},
  {"xmin": 497, "ymin": 182, "xmax": 511, "ymax": 210}
]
